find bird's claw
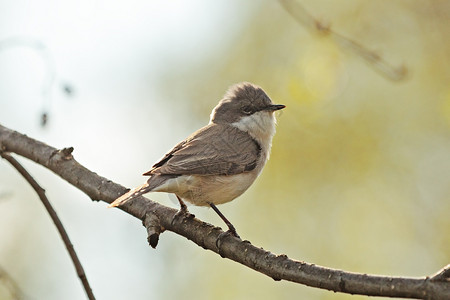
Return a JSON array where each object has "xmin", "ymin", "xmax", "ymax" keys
[{"xmin": 171, "ymin": 207, "xmax": 195, "ymax": 226}]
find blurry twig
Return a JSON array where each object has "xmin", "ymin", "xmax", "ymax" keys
[
  {"xmin": 278, "ymin": 0, "xmax": 408, "ymax": 81},
  {"xmin": 0, "ymin": 37, "xmax": 74, "ymax": 126},
  {"xmin": 0, "ymin": 265, "xmax": 23, "ymax": 300},
  {"xmin": 0, "ymin": 190, "xmax": 12, "ymax": 203},
  {"xmin": 0, "ymin": 152, "xmax": 96, "ymax": 300},
  {"xmin": 0, "ymin": 37, "xmax": 55, "ymax": 126}
]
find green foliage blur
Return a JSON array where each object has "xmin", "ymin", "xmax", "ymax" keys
[{"xmin": 157, "ymin": 1, "xmax": 450, "ymax": 299}]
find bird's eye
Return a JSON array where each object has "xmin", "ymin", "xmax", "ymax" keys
[{"xmin": 242, "ymin": 106, "xmax": 253, "ymax": 115}]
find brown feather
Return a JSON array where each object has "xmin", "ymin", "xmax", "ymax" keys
[{"xmin": 143, "ymin": 123, "xmax": 260, "ymax": 176}]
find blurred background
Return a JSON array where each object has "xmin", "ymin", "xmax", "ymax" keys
[{"xmin": 0, "ymin": 0, "xmax": 449, "ymax": 299}]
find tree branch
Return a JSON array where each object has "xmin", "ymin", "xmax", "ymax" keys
[
  {"xmin": 0, "ymin": 151, "xmax": 96, "ymax": 300},
  {"xmin": 0, "ymin": 124, "xmax": 448, "ymax": 299},
  {"xmin": 278, "ymin": 0, "xmax": 408, "ymax": 81}
]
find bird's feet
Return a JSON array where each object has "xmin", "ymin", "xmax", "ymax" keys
[
  {"xmin": 171, "ymin": 207, "xmax": 195, "ymax": 225},
  {"xmin": 215, "ymin": 226, "xmax": 241, "ymax": 257},
  {"xmin": 208, "ymin": 202, "xmax": 241, "ymax": 239},
  {"xmin": 171, "ymin": 196, "xmax": 195, "ymax": 225},
  {"xmin": 223, "ymin": 224, "xmax": 240, "ymax": 239}
]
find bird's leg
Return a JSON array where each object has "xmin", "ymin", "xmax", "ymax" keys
[
  {"xmin": 172, "ymin": 196, "xmax": 194, "ymax": 225},
  {"xmin": 176, "ymin": 195, "xmax": 188, "ymax": 214},
  {"xmin": 208, "ymin": 202, "xmax": 240, "ymax": 239}
]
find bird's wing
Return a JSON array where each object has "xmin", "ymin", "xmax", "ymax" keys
[{"xmin": 143, "ymin": 124, "xmax": 261, "ymax": 176}]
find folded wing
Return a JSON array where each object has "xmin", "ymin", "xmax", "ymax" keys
[{"xmin": 144, "ymin": 124, "xmax": 261, "ymax": 176}]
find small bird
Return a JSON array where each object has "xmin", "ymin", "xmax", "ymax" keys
[{"xmin": 110, "ymin": 82, "xmax": 285, "ymax": 236}]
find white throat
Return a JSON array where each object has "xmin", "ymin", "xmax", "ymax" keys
[{"xmin": 231, "ymin": 111, "xmax": 277, "ymax": 155}]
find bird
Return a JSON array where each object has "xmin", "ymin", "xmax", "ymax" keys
[{"xmin": 109, "ymin": 82, "xmax": 285, "ymax": 237}]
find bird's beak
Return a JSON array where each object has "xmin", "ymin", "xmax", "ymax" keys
[{"xmin": 266, "ymin": 104, "xmax": 286, "ymax": 111}]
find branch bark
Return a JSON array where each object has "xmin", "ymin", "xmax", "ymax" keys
[{"xmin": 0, "ymin": 124, "xmax": 448, "ymax": 299}]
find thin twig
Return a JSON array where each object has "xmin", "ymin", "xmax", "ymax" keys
[
  {"xmin": 278, "ymin": 0, "xmax": 408, "ymax": 81},
  {"xmin": 0, "ymin": 152, "xmax": 96, "ymax": 300},
  {"xmin": 0, "ymin": 37, "xmax": 56, "ymax": 126}
]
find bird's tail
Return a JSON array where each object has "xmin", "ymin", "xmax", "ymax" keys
[{"xmin": 109, "ymin": 182, "xmax": 152, "ymax": 208}]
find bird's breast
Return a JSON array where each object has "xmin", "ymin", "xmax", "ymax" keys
[{"xmin": 152, "ymin": 172, "xmax": 259, "ymax": 206}]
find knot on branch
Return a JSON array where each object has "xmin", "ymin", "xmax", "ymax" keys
[
  {"xmin": 50, "ymin": 147, "xmax": 74, "ymax": 161},
  {"xmin": 143, "ymin": 211, "xmax": 165, "ymax": 249}
]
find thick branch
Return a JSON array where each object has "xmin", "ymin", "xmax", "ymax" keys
[{"xmin": 0, "ymin": 124, "xmax": 448, "ymax": 299}]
